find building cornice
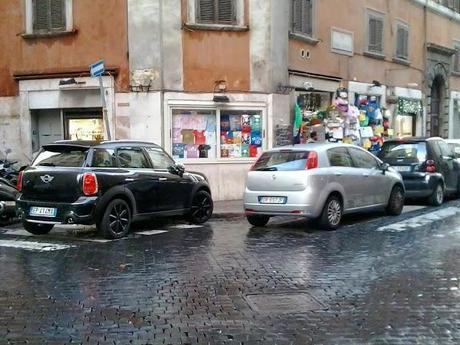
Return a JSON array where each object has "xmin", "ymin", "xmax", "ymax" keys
[
  {"xmin": 411, "ymin": 0, "xmax": 460, "ymax": 23},
  {"xmin": 426, "ymin": 43, "xmax": 457, "ymax": 56}
]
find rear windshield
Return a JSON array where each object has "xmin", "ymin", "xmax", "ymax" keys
[
  {"xmin": 378, "ymin": 142, "xmax": 427, "ymax": 163},
  {"xmin": 252, "ymin": 150, "xmax": 309, "ymax": 171},
  {"xmin": 33, "ymin": 147, "xmax": 88, "ymax": 167}
]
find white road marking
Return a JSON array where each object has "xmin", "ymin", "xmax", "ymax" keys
[
  {"xmin": 170, "ymin": 224, "xmax": 203, "ymax": 229},
  {"xmin": 377, "ymin": 207, "xmax": 460, "ymax": 232},
  {"xmin": 136, "ymin": 230, "xmax": 168, "ymax": 236},
  {"xmin": 4, "ymin": 229, "xmax": 33, "ymax": 236},
  {"xmin": 0, "ymin": 239, "xmax": 74, "ymax": 252}
]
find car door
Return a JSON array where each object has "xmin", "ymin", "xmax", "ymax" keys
[
  {"xmin": 144, "ymin": 146, "xmax": 193, "ymax": 211},
  {"xmin": 436, "ymin": 140, "xmax": 458, "ymax": 192},
  {"xmin": 326, "ymin": 147, "xmax": 359, "ymax": 210},
  {"xmin": 116, "ymin": 146, "xmax": 160, "ymax": 214},
  {"xmin": 348, "ymin": 147, "xmax": 391, "ymax": 207}
]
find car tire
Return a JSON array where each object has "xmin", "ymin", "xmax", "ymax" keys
[
  {"xmin": 246, "ymin": 215, "xmax": 270, "ymax": 227},
  {"xmin": 428, "ymin": 182, "xmax": 444, "ymax": 207},
  {"xmin": 97, "ymin": 199, "xmax": 132, "ymax": 239},
  {"xmin": 318, "ymin": 195, "xmax": 343, "ymax": 230},
  {"xmin": 23, "ymin": 221, "xmax": 54, "ymax": 235},
  {"xmin": 187, "ymin": 190, "xmax": 213, "ymax": 224},
  {"xmin": 386, "ymin": 185, "xmax": 404, "ymax": 216}
]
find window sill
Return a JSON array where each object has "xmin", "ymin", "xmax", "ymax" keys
[
  {"xmin": 183, "ymin": 23, "xmax": 249, "ymax": 32},
  {"xmin": 21, "ymin": 29, "xmax": 78, "ymax": 39},
  {"xmin": 392, "ymin": 57, "xmax": 411, "ymax": 66},
  {"xmin": 289, "ymin": 32, "xmax": 319, "ymax": 45},
  {"xmin": 363, "ymin": 51, "xmax": 386, "ymax": 60}
]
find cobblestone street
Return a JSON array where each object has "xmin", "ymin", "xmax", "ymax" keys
[{"xmin": 1, "ymin": 202, "xmax": 460, "ymax": 344}]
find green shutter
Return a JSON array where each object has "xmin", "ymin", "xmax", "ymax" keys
[
  {"xmin": 292, "ymin": 0, "xmax": 303, "ymax": 33},
  {"xmin": 217, "ymin": 0, "xmax": 236, "ymax": 24},
  {"xmin": 33, "ymin": 0, "xmax": 50, "ymax": 31},
  {"xmin": 368, "ymin": 16, "xmax": 383, "ymax": 53},
  {"xmin": 197, "ymin": 0, "xmax": 216, "ymax": 23},
  {"xmin": 50, "ymin": 0, "xmax": 66, "ymax": 30}
]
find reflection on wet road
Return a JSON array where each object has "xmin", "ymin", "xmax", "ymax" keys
[{"xmin": 0, "ymin": 202, "xmax": 460, "ymax": 344}]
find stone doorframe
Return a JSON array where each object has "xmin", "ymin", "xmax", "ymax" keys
[{"xmin": 426, "ymin": 43, "xmax": 456, "ymax": 138}]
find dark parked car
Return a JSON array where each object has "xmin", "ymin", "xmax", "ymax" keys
[
  {"xmin": 378, "ymin": 137, "xmax": 460, "ymax": 206},
  {"xmin": 16, "ymin": 141, "xmax": 213, "ymax": 239}
]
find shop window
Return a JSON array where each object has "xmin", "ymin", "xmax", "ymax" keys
[
  {"xmin": 291, "ymin": 0, "xmax": 313, "ymax": 37},
  {"xmin": 196, "ymin": 0, "xmax": 237, "ymax": 25},
  {"xmin": 171, "ymin": 108, "xmax": 263, "ymax": 161},
  {"xmin": 395, "ymin": 22, "xmax": 409, "ymax": 60},
  {"xmin": 220, "ymin": 110, "xmax": 263, "ymax": 158},
  {"xmin": 366, "ymin": 10, "xmax": 384, "ymax": 55},
  {"xmin": 66, "ymin": 117, "xmax": 104, "ymax": 141}
]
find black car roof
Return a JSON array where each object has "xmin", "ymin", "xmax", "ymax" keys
[{"xmin": 45, "ymin": 140, "xmax": 161, "ymax": 149}]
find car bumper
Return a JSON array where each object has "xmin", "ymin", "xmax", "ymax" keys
[
  {"xmin": 243, "ymin": 188, "xmax": 322, "ymax": 218},
  {"xmin": 402, "ymin": 174, "xmax": 438, "ymax": 199},
  {"xmin": 16, "ymin": 196, "xmax": 98, "ymax": 225}
]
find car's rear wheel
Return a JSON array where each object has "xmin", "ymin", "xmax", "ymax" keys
[
  {"xmin": 318, "ymin": 195, "xmax": 342, "ymax": 230},
  {"xmin": 23, "ymin": 221, "xmax": 54, "ymax": 235},
  {"xmin": 188, "ymin": 190, "xmax": 213, "ymax": 224},
  {"xmin": 97, "ymin": 199, "xmax": 132, "ymax": 239},
  {"xmin": 386, "ymin": 185, "xmax": 404, "ymax": 216},
  {"xmin": 246, "ymin": 215, "xmax": 270, "ymax": 227},
  {"xmin": 428, "ymin": 182, "xmax": 444, "ymax": 206}
]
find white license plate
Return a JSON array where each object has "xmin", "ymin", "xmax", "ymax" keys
[
  {"xmin": 259, "ymin": 196, "xmax": 287, "ymax": 204},
  {"xmin": 393, "ymin": 166, "xmax": 411, "ymax": 172},
  {"xmin": 29, "ymin": 207, "xmax": 57, "ymax": 217}
]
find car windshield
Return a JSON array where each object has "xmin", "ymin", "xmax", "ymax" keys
[
  {"xmin": 33, "ymin": 147, "xmax": 88, "ymax": 167},
  {"xmin": 378, "ymin": 142, "xmax": 427, "ymax": 163},
  {"xmin": 252, "ymin": 150, "xmax": 310, "ymax": 171}
]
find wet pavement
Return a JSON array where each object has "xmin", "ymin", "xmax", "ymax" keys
[{"xmin": 0, "ymin": 202, "xmax": 460, "ymax": 344}]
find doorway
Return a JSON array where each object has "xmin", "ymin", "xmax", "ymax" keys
[{"xmin": 430, "ymin": 75, "xmax": 445, "ymax": 137}]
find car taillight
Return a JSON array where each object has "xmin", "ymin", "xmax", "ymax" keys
[
  {"xmin": 425, "ymin": 160, "xmax": 436, "ymax": 173},
  {"xmin": 305, "ymin": 151, "xmax": 318, "ymax": 170},
  {"xmin": 82, "ymin": 173, "xmax": 98, "ymax": 196},
  {"xmin": 16, "ymin": 171, "xmax": 23, "ymax": 191}
]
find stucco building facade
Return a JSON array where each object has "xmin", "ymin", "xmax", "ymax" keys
[{"xmin": 2, "ymin": 0, "xmax": 460, "ymax": 200}]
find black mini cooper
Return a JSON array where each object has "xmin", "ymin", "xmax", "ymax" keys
[{"xmin": 16, "ymin": 141, "xmax": 214, "ymax": 239}]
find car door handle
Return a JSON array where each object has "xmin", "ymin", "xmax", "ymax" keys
[
  {"xmin": 362, "ymin": 173, "xmax": 369, "ymax": 177},
  {"xmin": 334, "ymin": 172, "xmax": 342, "ymax": 176},
  {"xmin": 158, "ymin": 177, "xmax": 168, "ymax": 181}
]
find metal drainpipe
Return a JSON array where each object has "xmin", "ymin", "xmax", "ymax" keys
[{"xmin": 159, "ymin": 0, "xmax": 165, "ymax": 148}]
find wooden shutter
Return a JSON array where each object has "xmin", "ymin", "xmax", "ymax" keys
[
  {"xmin": 50, "ymin": 0, "xmax": 66, "ymax": 30},
  {"xmin": 396, "ymin": 25, "xmax": 409, "ymax": 59},
  {"xmin": 197, "ymin": 0, "xmax": 215, "ymax": 23},
  {"xmin": 292, "ymin": 0, "xmax": 313, "ymax": 36},
  {"xmin": 217, "ymin": 0, "xmax": 236, "ymax": 24},
  {"xmin": 33, "ymin": 0, "xmax": 50, "ymax": 31},
  {"xmin": 454, "ymin": 47, "xmax": 460, "ymax": 72},
  {"xmin": 292, "ymin": 0, "xmax": 303, "ymax": 33},
  {"xmin": 368, "ymin": 16, "xmax": 383, "ymax": 53}
]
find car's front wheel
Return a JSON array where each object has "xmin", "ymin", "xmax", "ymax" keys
[
  {"xmin": 318, "ymin": 195, "xmax": 343, "ymax": 230},
  {"xmin": 188, "ymin": 190, "xmax": 213, "ymax": 224},
  {"xmin": 23, "ymin": 221, "xmax": 54, "ymax": 235},
  {"xmin": 428, "ymin": 182, "xmax": 444, "ymax": 206},
  {"xmin": 246, "ymin": 215, "xmax": 270, "ymax": 227},
  {"xmin": 386, "ymin": 185, "xmax": 404, "ymax": 216},
  {"xmin": 97, "ymin": 199, "xmax": 132, "ymax": 239}
]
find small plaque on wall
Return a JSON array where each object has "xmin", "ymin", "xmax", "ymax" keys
[{"xmin": 331, "ymin": 27, "xmax": 354, "ymax": 56}]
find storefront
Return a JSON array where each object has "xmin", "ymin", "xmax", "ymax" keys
[
  {"xmin": 163, "ymin": 92, "xmax": 276, "ymax": 201},
  {"xmin": 390, "ymin": 87, "xmax": 423, "ymax": 138}
]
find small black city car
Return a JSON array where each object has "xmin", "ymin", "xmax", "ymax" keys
[
  {"xmin": 378, "ymin": 137, "xmax": 460, "ymax": 206},
  {"xmin": 16, "ymin": 141, "xmax": 214, "ymax": 239}
]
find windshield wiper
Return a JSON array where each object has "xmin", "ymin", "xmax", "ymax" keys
[{"xmin": 256, "ymin": 167, "xmax": 278, "ymax": 171}]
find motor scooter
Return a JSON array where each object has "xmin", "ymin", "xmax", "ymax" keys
[{"xmin": 0, "ymin": 176, "xmax": 18, "ymax": 225}]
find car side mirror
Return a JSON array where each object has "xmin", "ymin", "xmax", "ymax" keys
[
  {"xmin": 169, "ymin": 163, "xmax": 185, "ymax": 177},
  {"xmin": 380, "ymin": 162, "xmax": 390, "ymax": 172}
]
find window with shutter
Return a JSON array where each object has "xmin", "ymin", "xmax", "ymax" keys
[
  {"xmin": 197, "ymin": 0, "xmax": 236, "ymax": 25},
  {"xmin": 454, "ymin": 45, "xmax": 460, "ymax": 72},
  {"xmin": 396, "ymin": 24, "xmax": 409, "ymax": 60},
  {"xmin": 32, "ymin": 0, "xmax": 65, "ymax": 33},
  {"xmin": 367, "ymin": 14, "xmax": 384, "ymax": 54},
  {"xmin": 291, "ymin": 0, "xmax": 313, "ymax": 37}
]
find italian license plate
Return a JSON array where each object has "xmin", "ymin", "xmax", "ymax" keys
[
  {"xmin": 393, "ymin": 166, "xmax": 411, "ymax": 172},
  {"xmin": 259, "ymin": 196, "xmax": 287, "ymax": 204},
  {"xmin": 29, "ymin": 207, "xmax": 57, "ymax": 218}
]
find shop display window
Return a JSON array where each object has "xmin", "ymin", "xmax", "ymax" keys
[
  {"xmin": 172, "ymin": 109, "xmax": 217, "ymax": 160},
  {"xmin": 171, "ymin": 108, "xmax": 263, "ymax": 161},
  {"xmin": 67, "ymin": 118, "xmax": 104, "ymax": 141}
]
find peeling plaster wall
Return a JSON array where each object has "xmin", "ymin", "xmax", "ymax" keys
[{"xmin": 0, "ymin": 97, "xmax": 25, "ymax": 163}]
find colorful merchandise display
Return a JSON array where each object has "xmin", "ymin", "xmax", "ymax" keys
[{"xmin": 220, "ymin": 113, "xmax": 262, "ymax": 158}]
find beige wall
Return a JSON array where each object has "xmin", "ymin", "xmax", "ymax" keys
[{"xmin": 289, "ymin": 0, "xmax": 425, "ymax": 88}]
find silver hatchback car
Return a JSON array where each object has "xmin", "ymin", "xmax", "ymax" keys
[{"xmin": 244, "ymin": 143, "xmax": 405, "ymax": 229}]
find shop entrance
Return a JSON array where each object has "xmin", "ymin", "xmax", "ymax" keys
[
  {"xmin": 31, "ymin": 109, "xmax": 63, "ymax": 153},
  {"xmin": 430, "ymin": 75, "xmax": 445, "ymax": 137},
  {"xmin": 64, "ymin": 109, "xmax": 104, "ymax": 141}
]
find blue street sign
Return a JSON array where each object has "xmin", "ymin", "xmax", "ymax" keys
[{"xmin": 89, "ymin": 60, "xmax": 105, "ymax": 77}]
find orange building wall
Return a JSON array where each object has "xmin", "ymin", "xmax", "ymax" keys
[
  {"xmin": 181, "ymin": 0, "xmax": 250, "ymax": 92},
  {"xmin": 0, "ymin": 0, "xmax": 129, "ymax": 96}
]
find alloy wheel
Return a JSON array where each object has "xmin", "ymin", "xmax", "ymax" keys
[
  {"xmin": 327, "ymin": 199, "xmax": 342, "ymax": 226},
  {"xmin": 436, "ymin": 185, "xmax": 444, "ymax": 205},
  {"xmin": 109, "ymin": 202, "xmax": 130, "ymax": 234},
  {"xmin": 191, "ymin": 193, "xmax": 212, "ymax": 223}
]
